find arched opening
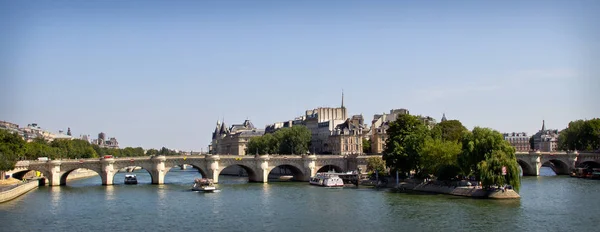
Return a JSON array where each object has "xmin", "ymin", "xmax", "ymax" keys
[
  {"xmin": 541, "ymin": 159, "xmax": 570, "ymax": 175},
  {"xmin": 517, "ymin": 159, "xmax": 535, "ymax": 176},
  {"xmin": 268, "ymin": 164, "xmax": 305, "ymax": 181},
  {"xmin": 218, "ymin": 165, "xmax": 257, "ymax": 184},
  {"xmin": 164, "ymin": 164, "xmax": 208, "ymax": 185},
  {"xmin": 317, "ymin": 165, "xmax": 343, "ymax": 173},
  {"xmin": 113, "ymin": 166, "xmax": 153, "ymax": 185},
  {"xmin": 11, "ymin": 169, "xmax": 48, "ymax": 183},
  {"xmin": 59, "ymin": 168, "xmax": 101, "ymax": 186}
]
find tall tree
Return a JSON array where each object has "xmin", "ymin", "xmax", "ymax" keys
[
  {"xmin": 0, "ymin": 130, "xmax": 26, "ymax": 179},
  {"xmin": 558, "ymin": 118, "xmax": 600, "ymax": 151},
  {"xmin": 431, "ymin": 120, "xmax": 467, "ymax": 142},
  {"xmin": 420, "ymin": 137, "xmax": 462, "ymax": 177},
  {"xmin": 383, "ymin": 114, "xmax": 430, "ymax": 175},
  {"xmin": 458, "ymin": 127, "xmax": 520, "ymax": 191},
  {"xmin": 366, "ymin": 156, "xmax": 387, "ymax": 176},
  {"xmin": 278, "ymin": 126, "xmax": 311, "ymax": 155}
]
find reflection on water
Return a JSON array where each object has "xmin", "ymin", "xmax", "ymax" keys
[
  {"xmin": 1, "ymin": 170, "xmax": 599, "ymax": 232},
  {"xmin": 49, "ymin": 186, "xmax": 61, "ymax": 212},
  {"xmin": 104, "ymin": 185, "xmax": 115, "ymax": 201}
]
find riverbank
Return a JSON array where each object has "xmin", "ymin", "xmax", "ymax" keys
[
  {"xmin": 393, "ymin": 181, "xmax": 520, "ymax": 199},
  {"xmin": 0, "ymin": 179, "xmax": 41, "ymax": 203}
]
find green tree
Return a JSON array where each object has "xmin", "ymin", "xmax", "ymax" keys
[
  {"xmin": 146, "ymin": 148, "xmax": 158, "ymax": 156},
  {"xmin": 431, "ymin": 120, "xmax": 467, "ymax": 142},
  {"xmin": 277, "ymin": 126, "xmax": 311, "ymax": 155},
  {"xmin": 458, "ymin": 127, "xmax": 520, "ymax": 191},
  {"xmin": 362, "ymin": 138, "xmax": 371, "ymax": 154},
  {"xmin": 0, "ymin": 130, "xmax": 26, "ymax": 179},
  {"xmin": 558, "ymin": 118, "xmax": 600, "ymax": 151},
  {"xmin": 420, "ymin": 137, "xmax": 462, "ymax": 177},
  {"xmin": 366, "ymin": 156, "xmax": 387, "ymax": 176},
  {"xmin": 382, "ymin": 114, "xmax": 430, "ymax": 175},
  {"xmin": 477, "ymin": 150, "xmax": 521, "ymax": 191}
]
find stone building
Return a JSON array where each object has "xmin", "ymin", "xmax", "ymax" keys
[
  {"xmin": 327, "ymin": 115, "xmax": 368, "ymax": 155},
  {"xmin": 369, "ymin": 109, "xmax": 410, "ymax": 154},
  {"xmin": 503, "ymin": 132, "xmax": 530, "ymax": 152},
  {"xmin": 91, "ymin": 132, "xmax": 119, "ymax": 149},
  {"xmin": 532, "ymin": 120, "xmax": 560, "ymax": 152},
  {"xmin": 211, "ymin": 119, "xmax": 265, "ymax": 155},
  {"xmin": 369, "ymin": 109, "xmax": 437, "ymax": 154}
]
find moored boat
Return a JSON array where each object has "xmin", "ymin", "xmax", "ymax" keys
[
  {"xmin": 192, "ymin": 178, "xmax": 218, "ymax": 192},
  {"xmin": 124, "ymin": 174, "xmax": 138, "ymax": 185},
  {"xmin": 309, "ymin": 173, "xmax": 344, "ymax": 187}
]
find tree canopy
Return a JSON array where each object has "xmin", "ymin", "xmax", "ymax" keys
[
  {"xmin": 0, "ymin": 130, "xmax": 26, "ymax": 178},
  {"xmin": 382, "ymin": 114, "xmax": 430, "ymax": 175},
  {"xmin": 558, "ymin": 118, "xmax": 600, "ymax": 151},
  {"xmin": 383, "ymin": 116, "xmax": 521, "ymax": 191},
  {"xmin": 246, "ymin": 125, "xmax": 311, "ymax": 155},
  {"xmin": 431, "ymin": 120, "xmax": 467, "ymax": 142},
  {"xmin": 366, "ymin": 156, "xmax": 387, "ymax": 176}
]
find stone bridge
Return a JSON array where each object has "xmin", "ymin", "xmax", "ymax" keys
[
  {"xmin": 516, "ymin": 151, "xmax": 600, "ymax": 176},
  {"xmin": 9, "ymin": 154, "xmax": 377, "ymax": 186}
]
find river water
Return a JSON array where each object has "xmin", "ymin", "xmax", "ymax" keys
[{"xmin": 1, "ymin": 167, "xmax": 599, "ymax": 232}]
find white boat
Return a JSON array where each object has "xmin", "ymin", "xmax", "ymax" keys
[
  {"xmin": 124, "ymin": 174, "xmax": 138, "ymax": 185},
  {"xmin": 309, "ymin": 173, "xmax": 344, "ymax": 187},
  {"xmin": 192, "ymin": 178, "xmax": 218, "ymax": 192}
]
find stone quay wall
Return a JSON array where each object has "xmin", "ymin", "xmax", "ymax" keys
[{"xmin": 0, "ymin": 180, "xmax": 40, "ymax": 203}]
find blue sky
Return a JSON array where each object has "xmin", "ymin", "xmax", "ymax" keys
[{"xmin": 1, "ymin": 0, "xmax": 598, "ymax": 151}]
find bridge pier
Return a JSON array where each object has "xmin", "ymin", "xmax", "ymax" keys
[
  {"xmin": 151, "ymin": 156, "xmax": 166, "ymax": 185},
  {"xmin": 207, "ymin": 155, "xmax": 220, "ymax": 183},
  {"xmin": 303, "ymin": 154, "xmax": 317, "ymax": 181},
  {"xmin": 48, "ymin": 160, "xmax": 62, "ymax": 186},
  {"xmin": 256, "ymin": 155, "xmax": 270, "ymax": 183},
  {"xmin": 101, "ymin": 158, "xmax": 116, "ymax": 185}
]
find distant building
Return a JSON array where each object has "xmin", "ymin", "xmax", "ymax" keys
[
  {"xmin": 263, "ymin": 93, "xmax": 350, "ymax": 154},
  {"xmin": 92, "ymin": 132, "xmax": 119, "ymax": 149},
  {"xmin": 532, "ymin": 120, "xmax": 560, "ymax": 152},
  {"xmin": 503, "ymin": 132, "xmax": 530, "ymax": 152},
  {"xmin": 211, "ymin": 119, "xmax": 265, "ymax": 155},
  {"xmin": 327, "ymin": 115, "xmax": 368, "ymax": 155},
  {"xmin": 369, "ymin": 109, "xmax": 436, "ymax": 154},
  {"xmin": 369, "ymin": 109, "xmax": 410, "ymax": 154}
]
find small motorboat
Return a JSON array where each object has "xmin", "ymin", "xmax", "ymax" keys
[
  {"xmin": 192, "ymin": 178, "xmax": 218, "ymax": 192},
  {"xmin": 124, "ymin": 174, "xmax": 138, "ymax": 185}
]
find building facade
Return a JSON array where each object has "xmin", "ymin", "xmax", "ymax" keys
[
  {"xmin": 91, "ymin": 132, "xmax": 119, "ymax": 149},
  {"xmin": 369, "ymin": 109, "xmax": 410, "ymax": 154},
  {"xmin": 532, "ymin": 120, "xmax": 560, "ymax": 152},
  {"xmin": 211, "ymin": 119, "xmax": 265, "ymax": 155},
  {"xmin": 326, "ymin": 115, "xmax": 368, "ymax": 155},
  {"xmin": 503, "ymin": 132, "xmax": 531, "ymax": 152}
]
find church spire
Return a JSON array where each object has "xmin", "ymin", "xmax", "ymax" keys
[
  {"xmin": 341, "ymin": 89, "xmax": 345, "ymax": 108},
  {"xmin": 541, "ymin": 120, "xmax": 546, "ymax": 131}
]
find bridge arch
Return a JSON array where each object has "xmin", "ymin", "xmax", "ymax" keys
[
  {"xmin": 163, "ymin": 164, "xmax": 209, "ymax": 183},
  {"xmin": 217, "ymin": 164, "xmax": 259, "ymax": 182},
  {"xmin": 59, "ymin": 168, "xmax": 101, "ymax": 186},
  {"xmin": 267, "ymin": 164, "xmax": 306, "ymax": 181},
  {"xmin": 111, "ymin": 165, "xmax": 156, "ymax": 184},
  {"xmin": 316, "ymin": 164, "xmax": 344, "ymax": 173},
  {"xmin": 542, "ymin": 159, "xmax": 571, "ymax": 175},
  {"xmin": 517, "ymin": 159, "xmax": 536, "ymax": 176},
  {"xmin": 11, "ymin": 169, "xmax": 51, "ymax": 182}
]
